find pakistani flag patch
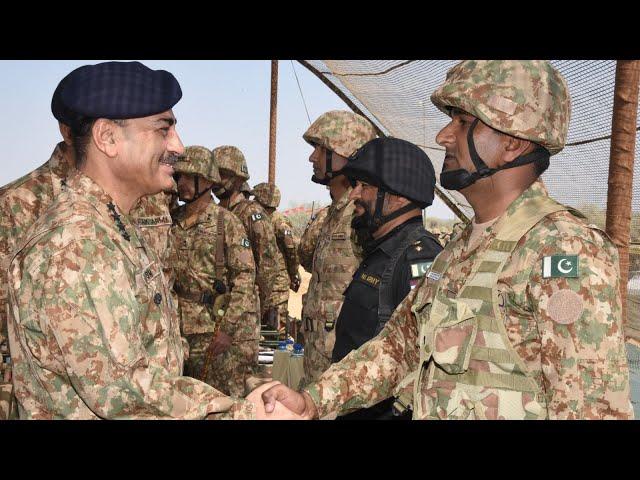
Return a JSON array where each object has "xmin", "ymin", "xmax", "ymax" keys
[
  {"xmin": 411, "ymin": 261, "xmax": 433, "ymax": 279},
  {"xmin": 241, "ymin": 238, "xmax": 251, "ymax": 248},
  {"xmin": 543, "ymin": 255, "xmax": 579, "ymax": 278}
]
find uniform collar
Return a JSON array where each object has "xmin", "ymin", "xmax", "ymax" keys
[
  {"xmin": 49, "ymin": 142, "xmax": 75, "ymax": 197},
  {"xmin": 330, "ymin": 186, "xmax": 353, "ymax": 213},
  {"xmin": 365, "ymin": 216, "xmax": 423, "ymax": 257},
  {"xmin": 65, "ymin": 170, "xmax": 141, "ymax": 248}
]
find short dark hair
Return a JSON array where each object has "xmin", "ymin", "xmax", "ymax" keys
[{"xmin": 69, "ymin": 117, "xmax": 127, "ymax": 168}]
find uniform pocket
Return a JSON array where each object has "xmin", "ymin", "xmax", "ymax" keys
[{"xmin": 430, "ymin": 295, "xmax": 477, "ymax": 375}]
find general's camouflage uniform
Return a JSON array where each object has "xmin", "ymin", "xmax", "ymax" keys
[
  {"xmin": 5, "ymin": 171, "xmax": 254, "ymax": 419},
  {"xmin": 303, "ymin": 181, "xmax": 632, "ymax": 420},
  {"xmin": 171, "ymin": 200, "xmax": 259, "ymax": 397},
  {"xmin": 302, "ymin": 189, "xmax": 361, "ymax": 382},
  {"xmin": 0, "ymin": 143, "xmax": 176, "ymax": 419},
  {"xmin": 298, "ymin": 206, "xmax": 329, "ymax": 273}
]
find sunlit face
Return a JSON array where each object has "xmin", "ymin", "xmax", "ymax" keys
[
  {"xmin": 308, "ymin": 144, "xmax": 328, "ymax": 179},
  {"xmin": 112, "ymin": 109, "xmax": 184, "ymax": 196},
  {"xmin": 435, "ymin": 108, "xmax": 503, "ymax": 173},
  {"xmin": 349, "ymin": 179, "xmax": 379, "ymax": 217}
]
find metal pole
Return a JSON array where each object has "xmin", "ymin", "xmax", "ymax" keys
[
  {"xmin": 268, "ymin": 60, "xmax": 278, "ymax": 185},
  {"xmin": 606, "ymin": 60, "xmax": 640, "ymax": 340}
]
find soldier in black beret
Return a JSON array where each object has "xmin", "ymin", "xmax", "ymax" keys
[{"xmin": 4, "ymin": 61, "xmax": 276, "ymax": 419}]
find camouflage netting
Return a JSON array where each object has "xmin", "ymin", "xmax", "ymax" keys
[
  {"xmin": 302, "ymin": 60, "xmax": 640, "ymax": 335},
  {"xmin": 301, "ymin": 60, "xmax": 640, "ymax": 241}
]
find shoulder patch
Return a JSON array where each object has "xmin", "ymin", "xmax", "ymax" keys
[
  {"xmin": 251, "ymin": 213, "xmax": 263, "ymax": 222},
  {"xmin": 241, "ymin": 238, "xmax": 251, "ymax": 248},
  {"xmin": 410, "ymin": 261, "xmax": 433, "ymax": 279},
  {"xmin": 542, "ymin": 255, "xmax": 579, "ymax": 278}
]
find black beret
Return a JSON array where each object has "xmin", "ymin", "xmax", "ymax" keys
[
  {"xmin": 342, "ymin": 137, "xmax": 436, "ymax": 209},
  {"xmin": 56, "ymin": 61, "xmax": 182, "ymax": 121}
]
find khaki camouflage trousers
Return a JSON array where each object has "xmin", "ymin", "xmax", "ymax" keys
[
  {"xmin": 301, "ymin": 322, "xmax": 336, "ymax": 384},
  {"xmin": 184, "ymin": 333, "xmax": 259, "ymax": 397}
]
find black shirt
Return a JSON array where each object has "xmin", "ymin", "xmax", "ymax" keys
[{"xmin": 331, "ymin": 217, "xmax": 442, "ymax": 419}]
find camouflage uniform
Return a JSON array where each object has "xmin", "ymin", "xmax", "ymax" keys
[
  {"xmin": 0, "ymin": 142, "xmax": 176, "ymax": 419},
  {"xmin": 6, "ymin": 170, "xmax": 254, "ymax": 419},
  {"xmin": 215, "ymin": 146, "xmax": 289, "ymax": 324},
  {"xmin": 298, "ymin": 206, "xmax": 329, "ymax": 273},
  {"xmin": 252, "ymin": 182, "xmax": 301, "ymax": 290},
  {"xmin": 300, "ymin": 111, "xmax": 376, "ymax": 382},
  {"xmin": 300, "ymin": 61, "xmax": 632, "ymax": 419},
  {"xmin": 170, "ymin": 146, "xmax": 260, "ymax": 397}
]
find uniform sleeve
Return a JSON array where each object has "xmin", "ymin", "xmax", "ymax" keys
[
  {"xmin": 247, "ymin": 209, "xmax": 279, "ymax": 312},
  {"xmin": 36, "ymin": 240, "xmax": 254, "ymax": 419},
  {"xmin": 221, "ymin": 213, "xmax": 258, "ymax": 339},
  {"xmin": 303, "ymin": 287, "xmax": 421, "ymax": 418},
  {"xmin": 280, "ymin": 216, "xmax": 301, "ymax": 281},
  {"xmin": 527, "ymin": 228, "xmax": 632, "ymax": 419}
]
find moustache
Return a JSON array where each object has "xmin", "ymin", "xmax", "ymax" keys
[{"xmin": 160, "ymin": 153, "xmax": 181, "ymax": 166}]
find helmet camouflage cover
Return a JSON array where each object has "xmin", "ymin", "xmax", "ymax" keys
[
  {"xmin": 213, "ymin": 145, "xmax": 250, "ymax": 180},
  {"xmin": 252, "ymin": 182, "xmax": 281, "ymax": 208},
  {"xmin": 174, "ymin": 145, "xmax": 221, "ymax": 184},
  {"xmin": 303, "ymin": 110, "xmax": 377, "ymax": 158},
  {"xmin": 239, "ymin": 181, "xmax": 252, "ymax": 194},
  {"xmin": 431, "ymin": 60, "xmax": 571, "ymax": 155}
]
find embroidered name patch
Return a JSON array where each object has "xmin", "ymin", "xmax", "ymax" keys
[
  {"xmin": 136, "ymin": 216, "xmax": 172, "ymax": 226},
  {"xmin": 426, "ymin": 270, "xmax": 442, "ymax": 282},
  {"xmin": 331, "ymin": 232, "xmax": 346, "ymax": 240},
  {"xmin": 360, "ymin": 273, "xmax": 381, "ymax": 287},
  {"xmin": 410, "ymin": 261, "xmax": 433, "ymax": 279},
  {"xmin": 251, "ymin": 213, "xmax": 263, "ymax": 222},
  {"xmin": 542, "ymin": 255, "xmax": 579, "ymax": 278}
]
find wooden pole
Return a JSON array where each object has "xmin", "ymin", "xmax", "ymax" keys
[
  {"xmin": 606, "ymin": 60, "xmax": 640, "ymax": 340},
  {"xmin": 268, "ymin": 60, "xmax": 278, "ymax": 184}
]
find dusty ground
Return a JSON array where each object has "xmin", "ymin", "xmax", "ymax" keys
[{"xmin": 288, "ymin": 267, "xmax": 311, "ymax": 319}]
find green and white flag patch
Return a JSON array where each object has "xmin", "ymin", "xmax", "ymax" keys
[
  {"xmin": 542, "ymin": 255, "xmax": 579, "ymax": 278},
  {"xmin": 411, "ymin": 261, "xmax": 433, "ymax": 279}
]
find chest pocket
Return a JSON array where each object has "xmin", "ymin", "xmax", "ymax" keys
[{"xmin": 429, "ymin": 293, "xmax": 477, "ymax": 375}]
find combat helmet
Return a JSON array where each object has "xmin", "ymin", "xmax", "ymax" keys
[
  {"xmin": 252, "ymin": 182, "xmax": 281, "ymax": 209},
  {"xmin": 303, "ymin": 110, "xmax": 377, "ymax": 185},
  {"xmin": 174, "ymin": 145, "xmax": 221, "ymax": 184},
  {"xmin": 214, "ymin": 145, "xmax": 250, "ymax": 181},
  {"xmin": 431, "ymin": 60, "xmax": 571, "ymax": 190}
]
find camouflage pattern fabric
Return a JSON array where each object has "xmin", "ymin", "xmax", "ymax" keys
[
  {"xmin": 271, "ymin": 211, "xmax": 301, "ymax": 288},
  {"xmin": 227, "ymin": 196, "xmax": 289, "ymax": 319},
  {"xmin": 5, "ymin": 170, "xmax": 254, "ymax": 419},
  {"xmin": 173, "ymin": 145, "xmax": 221, "ymax": 184},
  {"xmin": 170, "ymin": 200, "xmax": 260, "ymax": 395},
  {"xmin": 303, "ymin": 111, "xmax": 378, "ymax": 158},
  {"xmin": 431, "ymin": 60, "xmax": 571, "ymax": 155},
  {"xmin": 252, "ymin": 182, "xmax": 281, "ymax": 209},
  {"xmin": 302, "ymin": 189, "xmax": 361, "ymax": 382},
  {"xmin": 214, "ymin": 145, "xmax": 250, "ymax": 180},
  {"xmin": 184, "ymin": 333, "xmax": 258, "ymax": 397},
  {"xmin": 298, "ymin": 206, "xmax": 329, "ymax": 273},
  {"xmin": 303, "ymin": 181, "xmax": 632, "ymax": 419}
]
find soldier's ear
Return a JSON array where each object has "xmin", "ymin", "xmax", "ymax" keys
[
  {"xmin": 92, "ymin": 119, "xmax": 118, "ymax": 159},
  {"xmin": 500, "ymin": 136, "xmax": 533, "ymax": 167}
]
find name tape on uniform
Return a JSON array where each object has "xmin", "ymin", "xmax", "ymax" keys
[
  {"xmin": 360, "ymin": 272, "xmax": 381, "ymax": 287},
  {"xmin": 331, "ymin": 232, "xmax": 346, "ymax": 240},
  {"xmin": 542, "ymin": 255, "xmax": 579, "ymax": 278}
]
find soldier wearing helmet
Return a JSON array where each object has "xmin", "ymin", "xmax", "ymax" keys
[
  {"xmin": 253, "ymin": 182, "xmax": 302, "ymax": 293},
  {"xmin": 213, "ymin": 146, "xmax": 289, "ymax": 333},
  {"xmin": 299, "ymin": 110, "xmax": 377, "ymax": 383},
  {"xmin": 170, "ymin": 145, "xmax": 260, "ymax": 397},
  {"xmin": 330, "ymin": 137, "xmax": 443, "ymax": 419},
  {"xmin": 257, "ymin": 61, "xmax": 632, "ymax": 420}
]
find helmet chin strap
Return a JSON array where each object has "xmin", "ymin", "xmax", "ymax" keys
[
  {"xmin": 182, "ymin": 176, "xmax": 213, "ymax": 205},
  {"xmin": 367, "ymin": 188, "xmax": 419, "ymax": 230},
  {"xmin": 440, "ymin": 118, "xmax": 550, "ymax": 191},
  {"xmin": 311, "ymin": 149, "xmax": 334, "ymax": 185}
]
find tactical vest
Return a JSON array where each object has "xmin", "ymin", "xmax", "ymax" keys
[
  {"xmin": 410, "ymin": 194, "xmax": 572, "ymax": 420},
  {"xmin": 376, "ymin": 225, "xmax": 438, "ymax": 335},
  {"xmin": 304, "ymin": 195, "xmax": 360, "ymax": 331}
]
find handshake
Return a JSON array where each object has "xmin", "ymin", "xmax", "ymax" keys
[{"xmin": 244, "ymin": 381, "xmax": 319, "ymax": 420}]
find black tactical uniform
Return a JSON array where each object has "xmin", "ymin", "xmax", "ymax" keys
[{"xmin": 331, "ymin": 137, "xmax": 441, "ymax": 420}]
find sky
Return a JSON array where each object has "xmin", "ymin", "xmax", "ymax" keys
[{"xmin": 0, "ymin": 60, "xmax": 454, "ymax": 219}]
